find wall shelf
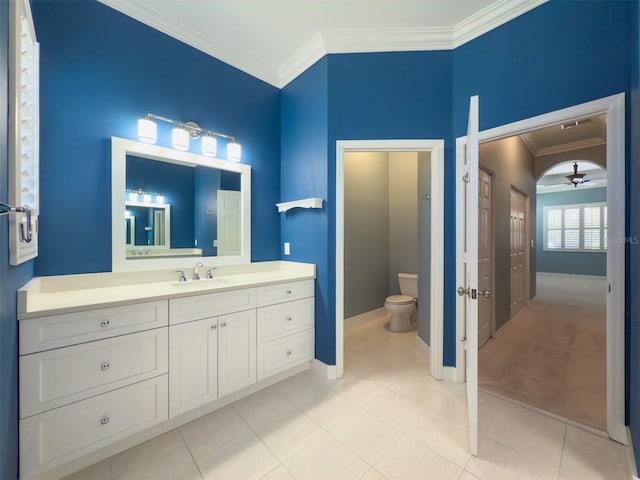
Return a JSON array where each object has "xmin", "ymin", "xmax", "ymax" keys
[{"xmin": 276, "ymin": 198, "xmax": 323, "ymax": 213}]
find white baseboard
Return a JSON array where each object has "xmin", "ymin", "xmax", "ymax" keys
[
  {"xmin": 415, "ymin": 335, "xmax": 430, "ymax": 359},
  {"xmin": 312, "ymin": 359, "xmax": 338, "ymax": 380},
  {"xmin": 627, "ymin": 427, "xmax": 638, "ymax": 479},
  {"xmin": 443, "ymin": 366, "xmax": 458, "ymax": 382},
  {"xmin": 536, "ymin": 272, "xmax": 606, "ymax": 279},
  {"xmin": 344, "ymin": 307, "xmax": 387, "ymax": 329}
]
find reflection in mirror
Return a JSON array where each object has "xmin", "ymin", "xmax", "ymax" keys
[{"xmin": 111, "ymin": 137, "xmax": 251, "ymax": 272}]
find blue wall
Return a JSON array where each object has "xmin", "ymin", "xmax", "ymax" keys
[
  {"xmin": 536, "ymin": 188, "xmax": 607, "ymax": 276},
  {"xmin": 0, "ymin": 2, "xmax": 35, "ymax": 478},
  {"xmin": 32, "ymin": 0, "xmax": 281, "ymax": 276},
  {"xmin": 280, "ymin": 58, "xmax": 331, "ymax": 363}
]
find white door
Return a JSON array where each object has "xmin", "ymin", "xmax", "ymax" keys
[
  {"xmin": 218, "ymin": 309, "xmax": 257, "ymax": 397},
  {"xmin": 169, "ymin": 318, "xmax": 218, "ymax": 417},
  {"xmin": 459, "ymin": 95, "xmax": 480, "ymax": 456},
  {"xmin": 217, "ymin": 190, "xmax": 241, "ymax": 256},
  {"xmin": 478, "ymin": 169, "xmax": 492, "ymax": 347},
  {"xmin": 510, "ymin": 189, "xmax": 527, "ymax": 317}
]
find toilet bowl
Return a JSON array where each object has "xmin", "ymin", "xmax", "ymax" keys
[{"xmin": 384, "ymin": 273, "xmax": 418, "ymax": 332}]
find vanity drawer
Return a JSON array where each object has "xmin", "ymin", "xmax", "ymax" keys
[
  {"xmin": 257, "ymin": 329, "xmax": 314, "ymax": 381},
  {"xmin": 20, "ymin": 300, "xmax": 169, "ymax": 355},
  {"xmin": 20, "ymin": 375, "xmax": 168, "ymax": 479},
  {"xmin": 256, "ymin": 280, "xmax": 314, "ymax": 307},
  {"xmin": 169, "ymin": 288, "xmax": 256, "ymax": 325},
  {"xmin": 20, "ymin": 327, "xmax": 168, "ymax": 418},
  {"xmin": 257, "ymin": 297, "xmax": 314, "ymax": 344}
]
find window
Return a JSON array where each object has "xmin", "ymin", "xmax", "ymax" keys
[{"xmin": 543, "ymin": 202, "xmax": 607, "ymax": 252}]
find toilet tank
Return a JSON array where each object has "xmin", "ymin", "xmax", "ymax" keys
[{"xmin": 398, "ymin": 273, "xmax": 418, "ymax": 298}]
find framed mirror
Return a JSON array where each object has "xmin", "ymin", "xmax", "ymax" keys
[{"xmin": 111, "ymin": 137, "xmax": 251, "ymax": 271}]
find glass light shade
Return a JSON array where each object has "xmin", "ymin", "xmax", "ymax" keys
[
  {"xmin": 137, "ymin": 118, "xmax": 157, "ymax": 144},
  {"xmin": 128, "ymin": 192, "xmax": 137, "ymax": 201},
  {"xmin": 172, "ymin": 127, "xmax": 189, "ymax": 151},
  {"xmin": 227, "ymin": 141, "xmax": 242, "ymax": 162},
  {"xmin": 143, "ymin": 194, "xmax": 152, "ymax": 203},
  {"xmin": 201, "ymin": 135, "xmax": 217, "ymax": 157},
  {"xmin": 155, "ymin": 195, "xmax": 164, "ymax": 204}
]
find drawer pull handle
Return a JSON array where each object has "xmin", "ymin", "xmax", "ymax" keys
[
  {"xmin": 286, "ymin": 290, "xmax": 292, "ymax": 294},
  {"xmin": 286, "ymin": 316, "xmax": 292, "ymax": 322},
  {"xmin": 100, "ymin": 320, "xmax": 110, "ymax": 327},
  {"xmin": 100, "ymin": 416, "xmax": 110, "ymax": 425},
  {"xmin": 286, "ymin": 349, "xmax": 292, "ymax": 356},
  {"xmin": 101, "ymin": 362, "xmax": 110, "ymax": 371},
  {"xmin": 211, "ymin": 324, "xmax": 217, "ymax": 330},
  {"xmin": 220, "ymin": 322, "xmax": 226, "ymax": 327}
]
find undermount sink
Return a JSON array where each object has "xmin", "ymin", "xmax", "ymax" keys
[{"xmin": 170, "ymin": 277, "xmax": 230, "ymax": 288}]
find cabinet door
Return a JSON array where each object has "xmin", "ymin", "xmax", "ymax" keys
[
  {"xmin": 169, "ymin": 318, "xmax": 218, "ymax": 417},
  {"xmin": 218, "ymin": 309, "xmax": 256, "ymax": 397}
]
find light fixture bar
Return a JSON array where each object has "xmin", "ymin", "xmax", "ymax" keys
[{"xmin": 143, "ymin": 113, "xmax": 237, "ymax": 142}]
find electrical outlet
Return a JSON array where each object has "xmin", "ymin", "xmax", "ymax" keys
[{"xmin": 284, "ymin": 242, "xmax": 290, "ymax": 255}]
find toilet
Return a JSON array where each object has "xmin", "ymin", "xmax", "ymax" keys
[{"xmin": 384, "ymin": 273, "xmax": 418, "ymax": 332}]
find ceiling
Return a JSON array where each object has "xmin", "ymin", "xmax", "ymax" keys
[{"xmin": 98, "ymin": 0, "xmax": 546, "ymax": 87}]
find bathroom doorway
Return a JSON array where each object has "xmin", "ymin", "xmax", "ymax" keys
[{"xmin": 335, "ymin": 140, "xmax": 445, "ymax": 379}]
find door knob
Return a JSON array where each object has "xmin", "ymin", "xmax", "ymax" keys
[
  {"xmin": 457, "ymin": 286, "xmax": 469, "ymax": 297},
  {"xmin": 479, "ymin": 289, "xmax": 491, "ymax": 298}
]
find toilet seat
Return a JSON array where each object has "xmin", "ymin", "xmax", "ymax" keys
[{"xmin": 385, "ymin": 295, "xmax": 414, "ymax": 305}]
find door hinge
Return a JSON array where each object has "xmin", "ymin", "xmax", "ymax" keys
[
  {"xmin": 461, "ymin": 337, "xmax": 468, "ymax": 350},
  {"xmin": 462, "ymin": 172, "xmax": 469, "ymax": 183}
]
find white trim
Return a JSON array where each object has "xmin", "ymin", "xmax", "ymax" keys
[
  {"xmin": 536, "ymin": 272, "xmax": 606, "ymax": 279},
  {"xmin": 627, "ymin": 427, "xmax": 638, "ymax": 479},
  {"xmin": 98, "ymin": 0, "xmax": 547, "ymax": 89},
  {"xmin": 415, "ymin": 335, "xmax": 431, "ymax": 360},
  {"xmin": 542, "ymin": 202, "xmax": 607, "ymax": 253},
  {"xmin": 344, "ymin": 307, "xmax": 387, "ymax": 330},
  {"xmin": 311, "ymin": 359, "xmax": 338, "ymax": 380},
  {"xmin": 442, "ymin": 366, "xmax": 458, "ymax": 382},
  {"xmin": 336, "ymin": 139, "xmax": 445, "ymax": 380},
  {"xmin": 455, "ymin": 93, "xmax": 626, "ymax": 445}
]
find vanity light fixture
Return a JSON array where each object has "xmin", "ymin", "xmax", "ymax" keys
[{"xmin": 137, "ymin": 113, "xmax": 241, "ymax": 161}]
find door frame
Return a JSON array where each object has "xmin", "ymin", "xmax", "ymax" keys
[
  {"xmin": 336, "ymin": 139, "xmax": 445, "ymax": 379},
  {"xmin": 455, "ymin": 93, "xmax": 626, "ymax": 444}
]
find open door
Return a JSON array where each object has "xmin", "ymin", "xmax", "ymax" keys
[{"xmin": 458, "ymin": 95, "xmax": 480, "ymax": 455}]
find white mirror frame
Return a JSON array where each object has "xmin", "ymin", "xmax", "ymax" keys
[{"xmin": 111, "ymin": 137, "xmax": 251, "ymax": 272}]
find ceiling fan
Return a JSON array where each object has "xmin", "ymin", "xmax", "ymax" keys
[{"xmin": 566, "ymin": 162, "xmax": 590, "ymax": 187}]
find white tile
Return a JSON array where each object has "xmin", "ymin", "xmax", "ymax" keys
[
  {"xmin": 274, "ymin": 371, "xmax": 336, "ymax": 405},
  {"xmin": 329, "ymin": 409, "xmax": 402, "ymax": 465},
  {"xmin": 560, "ymin": 426, "xmax": 629, "ymax": 480},
  {"xmin": 284, "ymin": 432, "xmax": 369, "ymax": 480},
  {"xmin": 195, "ymin": 431, "xmax": 279, "ymax": 480},
  {"xmin": 359, "ymin": 468, "xmax": 387, "ymax": 480},
  {"xmin": 252, "ymin": 405, "xmax": 324, "ymax": 461},
  {"xmin": 362, "ymin": 388, "xmax": 428, "ymax": 432},
  {"xmin": 292, "ymin": 388, "xmax": 360, "ymax": 429},
  {"xmin": 466, "ymin": 437, "xmax": 557, "ymax": 480},
  {"xmin": 387, "ymin": 374, "xmax": 453, "ymax": 409},
  {"xmin": 62, "ymin": 460, "xmax": 111, "ymax": 480},
  {"xmin": 180, "ymin": 405, "xmax": 251, "ymax": 460},
  {"xmin": 261, "ymin": 466, "xmax": 295, "ymax": 480},
  {"xmin": 329, "ymin": 374, "xmax": 385, "ymax": 406},
  {"xmin": 405, "ymin": 410, "xmax": 471, "ymax": 468},
  {"xmin": 233, "ymin": 386, "xmax": 294, "ymax": 428},
  {"xmin": 356, "ymin": 360, "xmax": 406, "ymax": 387},
  {"xmin": 111, "ymin": 430, "xmax": 201, "ymax": 480},
  {"xmin": 374, "ymin": 435, "xmax": 462, "ymax": 480},
  {"xmin": 459, "ymin": 472, "xmax": 480, "ymax": 480},
  {"xmin": 485, "ymin": 401, "xmax": 566, "ymax": 469}
]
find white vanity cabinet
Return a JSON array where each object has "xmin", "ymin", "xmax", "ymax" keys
[
  {"xmin": 19, "ymin": 301, "xmax": 169, "ymax": 479},
  {"xmin": 256, "ymin": 280, "xmax": 315, "ymax": 380}
]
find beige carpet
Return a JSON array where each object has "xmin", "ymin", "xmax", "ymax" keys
[{"xmin": 479, "ymin": 274, "xmax": 606, "ymax": 431}]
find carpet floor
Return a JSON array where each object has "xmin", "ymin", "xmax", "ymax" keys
[{"xmin": 478, "ymin": 274, "xmax": 606, "ymax": 431}]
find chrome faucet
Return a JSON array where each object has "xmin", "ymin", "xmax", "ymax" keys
[{"xmin": 193, "ymin": 262, "xmax": 204, "ymax": 280}]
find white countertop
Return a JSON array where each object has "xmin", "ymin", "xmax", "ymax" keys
[{"xmin": 18, "ymin": 261, "xmax": 316, "ymax": 319}]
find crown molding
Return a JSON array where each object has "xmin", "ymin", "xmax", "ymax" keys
[
  {"xmin": 99, "ymin": 0, "xmax": 548, "ymax": 89},
  {"xmin": 535, "ymin": 138, "xmax": 606, "ymax": 157},
  {"xmin": 453, "ymin": 0, "xmax": 548, "ymax": 48},
  {"xmin": 519, "ymin": 133, "xmax": 540, "ymax": 156},
  {"xmin": 98, "ymin": 0, "xmax": 281, "ymax": 87}
]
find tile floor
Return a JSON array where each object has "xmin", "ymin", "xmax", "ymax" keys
[{"xmin": 64, "ymin": 311, "xmax": 631, "ymax": 480}]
